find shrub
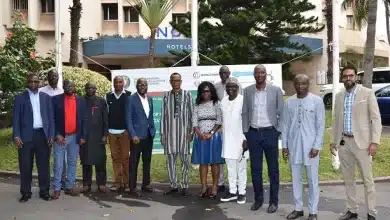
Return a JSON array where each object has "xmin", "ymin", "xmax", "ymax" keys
[{"xmin": 43, "ymin": 67, "xmax": 112, "ymax": 97}]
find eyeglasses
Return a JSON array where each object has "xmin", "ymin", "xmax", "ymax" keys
[{"xmin": 202, "ymin": 90, "xmax": 211, "ymax": 94}]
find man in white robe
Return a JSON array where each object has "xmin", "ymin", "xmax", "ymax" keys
[
  {"xmin": 220, "ymin": 78, "xmax": 248, "ymax": 204},
  {"xmin": 281, "ymin": 74, "xmax": 325, "ymax": 220}
]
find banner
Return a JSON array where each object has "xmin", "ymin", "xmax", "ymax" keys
[{"xmin": 111, "ymin": 64, "xmax": 283, "ymax": 153}]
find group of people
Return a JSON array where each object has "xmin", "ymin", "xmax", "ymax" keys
[{"xmin": 12, "ymin": 64, "xmax": 381, "ymax": 220}]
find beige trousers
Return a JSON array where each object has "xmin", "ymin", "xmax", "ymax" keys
[{"xmin": 338, "ymin": 136, "xmax": 377, "ymax": 216}]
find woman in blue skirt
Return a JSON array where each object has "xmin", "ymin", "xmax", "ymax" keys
[{"xmin": 191, "ymin": 81, "xmax": 224, "ymax": 198}]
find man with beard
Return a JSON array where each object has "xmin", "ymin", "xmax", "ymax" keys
[
  {"xmin": 242, "ymin": 64, "xmax": 283, "ymax": 213},
  {"xmin": 281, "ymin": 74, "xmax": 325, "ymax": 220},
  {"xmin": 105, "ymin": 76, "xmax": 132, "ymax": 192},
  {"xmin": 80, "ymin": 82, "xmax": 108, "ymax": 193},
  {"xmin": 331, "ymin": 66, "xmax": 382, "ymax": 220},
  {"xmin": 39, "ymin": 70, "xmax": 67, "ymax": 189},
  {"xmin": 126, "ymin": 78, "xmax": 155, "ymax": 196}
]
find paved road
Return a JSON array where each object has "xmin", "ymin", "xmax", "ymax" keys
[{"xmin": 0, "ymin": 177, "xmax": 389, "ymax": 220}]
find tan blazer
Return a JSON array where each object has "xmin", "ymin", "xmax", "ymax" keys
[{"xmin": 331, "ymin": 85, "xmax": 382, "ymax": 149}]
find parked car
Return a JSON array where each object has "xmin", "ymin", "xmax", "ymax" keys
[
  {"xmin": 376, "ymin": 85, "xmax": 390, "ymax": 122},
  {"xmin": 319, "ymin": 67, "xmax": 390, "ymax": 108}
]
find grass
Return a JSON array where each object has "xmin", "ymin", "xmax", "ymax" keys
[{"xmin": 1, "ymin": 112, "xmax": 389, "ymax": 184}]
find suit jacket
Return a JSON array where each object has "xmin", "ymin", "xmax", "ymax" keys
[
  {"xmin": 126, "ymin": 93, "xmax": 155, "ymax": 139},
  {"xmin": 331, "ymin": 85, "xmax": 382, "ymax": 149},
  {"xmin": 12, "ymin": 90, "xmax": 55, "ymax": 142},
  {"xmin": 52, "ymin": 94, "xmax": 85, "ymax": 141},
  {"xmin": 242, "ymin": 83, "xmax": 284, "ymax": 133}
]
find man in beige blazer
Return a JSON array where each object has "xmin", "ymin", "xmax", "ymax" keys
[{"xmin": 330, "ymin": 66, "xmax": 382, "ymax": 220}]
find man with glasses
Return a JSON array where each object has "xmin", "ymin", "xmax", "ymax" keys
[{"xmin": 13, "ymin": 73, "xmax": 55, "ymax": 202}]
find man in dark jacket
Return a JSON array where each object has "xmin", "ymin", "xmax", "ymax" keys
[
  {"xmin": 52, "ymin": 80, "xmax": 85, "ymax": 199},
  {"xmin": 12, "ymin": 73, "xmax": 55, "ymax": 202},
  {"xmin": 80, "ymin": 82, "xmax": 108, "ymax": 193}
]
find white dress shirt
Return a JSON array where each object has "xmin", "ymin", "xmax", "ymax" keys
[
  {"xmin": 39, "ymin": 85, "xmax": 63, "ymax": 97},
  {"xmin": 138, "ymin": 93, "xmax": 150, "ymax": 118},
  {"xmin": 251, "ymin": 88, "xmax": 272, "ymax": 128},
  {"xmin": 28, "ymin": 89, "xmax": 43, "ymax": 129}
]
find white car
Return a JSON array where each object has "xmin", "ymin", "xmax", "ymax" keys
[{"xmin": 319, "ymin": 67, "xmax": 390, "ymax": 108}]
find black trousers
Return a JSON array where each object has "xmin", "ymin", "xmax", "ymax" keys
[
  {"xmin": 82, "ymin": 163, "xmax": 107, "ymax": 187},
  {"xmin": 129, "ymin": 136, "xmax": 153, "ymax": 189},
  {"xmin": 18, "ymin": 129, "xmax": 50, "ymax": 196},
  {"xmin": 247, "ymin": 126, "xmax": 280, "ymax": 204}
]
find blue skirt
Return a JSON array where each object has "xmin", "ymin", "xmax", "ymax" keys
[{"xmin": 191, "ymin": 131, "xmax": 225, "ymax": 165}]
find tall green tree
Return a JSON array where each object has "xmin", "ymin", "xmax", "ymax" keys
[
  {"xmin": 325, "ymin": 0, "xmax": 333, "ymax": 83},
  {"xmin": 131, "ymin": 0, "xmax": 179, "ymax": 67},
  {"xmin": 363, "ymin": 0, "xmax": 378, "ymax": 89},
  {"xmin": 69, "ymin": 0, "xmax": 82, "ymax": 67},
  {"xmin": 164, "ymin": 0, "xmax": 324, "ymax": 67}
]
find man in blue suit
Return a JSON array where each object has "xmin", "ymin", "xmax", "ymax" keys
[
  {"xmin": 12, "ymin": 73, "xmax": 55, "ymax": 203},
  {"xmin": 51, "ymin": 80, "xmax": 85, "ymax": 199},
  {"xmin": 126, "ymin": 78, "xmax": 155, "ymax": 196}
]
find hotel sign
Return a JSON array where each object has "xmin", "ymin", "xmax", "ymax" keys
[{"xmin": 157, "ymin": 26, "xmax": 184, "ymax": 39}]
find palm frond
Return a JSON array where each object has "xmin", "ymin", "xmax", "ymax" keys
[{"xmin": 128, "ymin": 0, "xmax": 180, "ymax": 29}]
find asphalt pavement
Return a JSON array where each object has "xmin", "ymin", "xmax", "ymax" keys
[{"xmin": 0, "ymin": 176, "xmax": 389, "ymax": 220}]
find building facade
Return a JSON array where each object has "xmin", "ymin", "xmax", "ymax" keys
[{"xmin": 1, "ymin": 0, "xmax": 389, "ymax": 94}]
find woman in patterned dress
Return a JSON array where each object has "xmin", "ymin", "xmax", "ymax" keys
[{"xmin": 191, "ymin": 81, "xmax": 224, "ymax": 198}]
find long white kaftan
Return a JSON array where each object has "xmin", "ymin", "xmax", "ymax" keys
[{"xmin": 281, "ymin": 93, "xmax": 325, "ymax": 166}]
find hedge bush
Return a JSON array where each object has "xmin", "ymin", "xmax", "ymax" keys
[{"xmin": 43, "ymin": 67, "xmax": 112, "ymax": 97}]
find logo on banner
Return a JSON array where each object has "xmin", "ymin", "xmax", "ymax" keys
[
  {"xmin": 122, "ymin": 75, "xmax": 131, "ymax": 89},
  {"xmin": 193, "ymin": 72, "xmax": 200, "ymax": 79}
]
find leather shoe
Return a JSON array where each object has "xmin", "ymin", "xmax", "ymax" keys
[
  {"xmin": 339, "ymin": 211, "xmax": 358, "ymax": 220},
  {"xmin": 181, "ymin": 188, "xmax": 188, "ymax": 196},
  {"xmin": 128, "ymin": 188, "xmax": 141, "ymax": 197},
  {"xmin": 267, "ymin": 203, "xmax": 278, "ymax": 213},
  {"xmin": 308, "ymin": 214, "xmax": 318, "ymax": 220},
  {"xmin": 286, "ymin": 210, "xmax": 304, "ymax": 220},
  {"xmin": 39, "ymin": 194, "xmax": 52, "ymax": 201},
  {"xmin": 19, "ymin": 194, "xmax": 31, "ymax": 203},
  {"xmin": 218, "ymin": 185, "xmax": 226, "ymax": 193},
  {"xmin": 367, "ymin": 214, "xmax": 376, "ymax": 220},
  {"xmin": 250, "ymin": 201, "xmax": 263, "ymax": 211}
]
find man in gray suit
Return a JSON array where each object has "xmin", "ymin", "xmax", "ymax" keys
[
  {"xmin": 242, "ymin": 64, "xmax": 283, "ymax": 213},
  {"xmin": 214, "ymin": 66, "xmax": 242, "ymax": 193}
]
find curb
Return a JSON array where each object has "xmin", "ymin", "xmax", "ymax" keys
[{"xmin": 1, "ymin": 170, "xmax": 389, "ymax": 187}]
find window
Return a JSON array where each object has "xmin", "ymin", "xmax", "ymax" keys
[
  {"xmin": 172, "ymin": 13, "xmax": 187, "ymax": 24},
  {"xmin": 41, "ymin": 0, "xmax": 54, "ymax": 13},
  {"xmin": 124, "ymin": 7, "xmax": 139, "ymax": 23},
  {"xmin": 372, "ymin": 71, "xmax": 390, "ymax": 83},
  {"xmin": 102, "ymin": 4, "xmax": 118, "ymax": 21},
  {"xmin": 377, "ymin": 87, "xmax": 390, "ymax": 97},
  {"xmin": 13, "ymin": 0, "xmax": 28, "ymax": 10},
  {"xmin": 346, "ymin": 1, "xmax": 353, "ymax": 8},
  {"xmin": 346, "ymin": 15, "xmax": 353, "ymax": 25}
]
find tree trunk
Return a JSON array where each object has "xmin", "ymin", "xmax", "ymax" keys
[
  {"xmin": 363, "ymin": 0, "xmax": 378, "ymax": 89},
  {"xmin": 325, "ymin": 0, "xmax": 333, "ymax": 84},
  {"xmin": 69, "ymin": 0, "xmax": 82, "ymax": 67},
  {"xmin": 385, "ymin": 1, "xmax": 390, "ymax": 63},
  {"xmin": 148, "ymin": 28, "xmax": 157, "ymax": 68}
]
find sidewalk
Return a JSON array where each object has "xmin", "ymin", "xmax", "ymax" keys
[{"xmin": 0, "ymin": 176, "xmax": 389, "ymax": 220}]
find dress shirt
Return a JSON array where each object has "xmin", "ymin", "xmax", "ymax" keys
[
  {"xmin": 39, "ymin": 85, "xmax": 64, "ymax": 97},
  {"xmin": 251, "ymin": 88, "xmax": 272, "ymax": 128},
  {"xmin": 28, "ymin": 89, "xmax": 43, "ymax": 129},
  {"xmin": 343, "ymin": 87, "xmax": 356, "ymax": 135},
  {"xmin": 138, "ymin": 93, "xmax": 150, "ymax": 118}
]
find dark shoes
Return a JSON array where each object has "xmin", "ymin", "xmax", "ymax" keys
[
  {"xmin": 237, "ymin": 194, "xmax": 246, "ymax": 204},
  {"xmin": 267, "ymin": 203, "xmax": 278, "ymax": 213},
  {"xmin": 128, "ymin": 188, "xmax": 141, "ymax": 197},
  {"xmin": 141, "ymin": 185, "xmax": 154, "ymax": 193},
  {"xmin": 308, "ymin": 214, "xmax": 318, "ymax": 220},
  {"xmin": 218, "ymin": 185, "xmax": 226, "ymax": 193},
  {"xmin": 19, "ymin": 194, "xmax": 31, "ymax": 203},
  {"xmin": 164, "ymin": 188, "xmax": 179, "ymax": 195},
  {"xmin": 181, "ymin": 188, "xmax": 188, "ymax": 196},
  {"xmin": 220, "ymin": 193, "xmax": 238, "ymax": 202},
  {"xmin": 64, "ymin": 188, "xmax": 80, "ymax": 197},
  {"xmin": 367, "ymin": 214, "xmax": 376, "ymax": 220},
  {"xmin": 250, "ymin": 201, "xmax": 263, "ymax": 211},
  {"xmin": 339, "ymin": 211, "xmax": 358, "ymax": 220},
  {"xmin": 39, "ymin": 194, "xmax": 52, "ymax": 201},
  {"xmin": 287, "ymin": 210, "xmax": 304, "ymax": 220}
]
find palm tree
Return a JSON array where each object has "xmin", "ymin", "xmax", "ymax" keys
[
  {"xmin": 130, "ymin": 0, "xmax": 180, "ymax": 67},
  {"xmin": 342, "ymin": 0, "xmax": 368, "ymax": 30},
  {"xmin": 69, "ymin": 0, "xmax": 82, "ymax": 67},
  {"xmin": 325, "ymin": 0, "xmax": 333, "ymax": 83},
  {"xmin": 385, "ymin": 0, "xmax": 390, "ymax": 58}
]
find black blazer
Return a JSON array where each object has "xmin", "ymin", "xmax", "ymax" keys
[{"xmin": 52, "ymin": 94, "xmax": 85, "ymax": 141}]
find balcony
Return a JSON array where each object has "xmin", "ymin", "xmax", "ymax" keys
[{"xmin": 39, "ymin": 13, "xmax": 54, "ymax": 31}]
